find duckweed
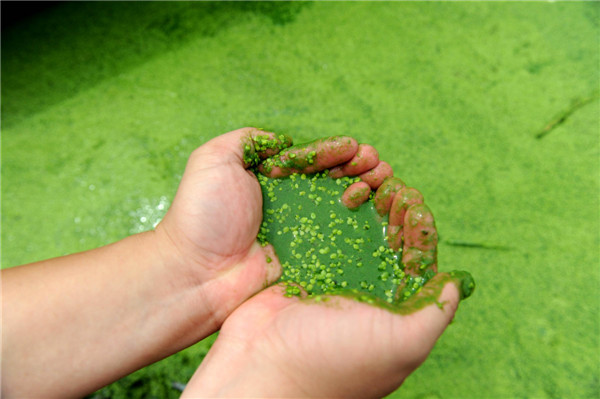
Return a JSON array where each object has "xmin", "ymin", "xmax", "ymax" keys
[
  {"xmin": 242, "ymin": 134, "xmax": 292, "ymax": 166},
  {"xmin": 257, "ymin": 171, "xmax": 435, "ymax": 303}
]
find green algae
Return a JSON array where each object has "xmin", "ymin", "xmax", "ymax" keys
[
  {"xmin": 242, "ymin": 133, "xmax": 292, "ymax": 167},
  {"xmin": 299, "ymin": 270, "xmax": 475, "ymax": 314},
  {"xmin": 257, "ymin": 172, "xmax": 445, "ymax": 305}
]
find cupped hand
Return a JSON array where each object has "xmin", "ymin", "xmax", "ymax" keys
[
  {"xmin": 155, "ymin": 128, "xmax": 362, "ymax": 325},
  {"xmin": 182, "ymin": 143, "xmax": 475, "ymax": 398},
  {"xmin": 183, "ymin": 274, "xmax": 470, "ymax": 398}
]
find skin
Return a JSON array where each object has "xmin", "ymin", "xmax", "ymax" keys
[
  {"xmin": 330, "ymin": 144, "xmax": 381, "ymax": 206},
  {"xmin": 341, "ymin": 181, "xmax": 372, "ymax": 209},
  {"xmin": 387, "ymin": 187, "xmax": 425, "ymax": 251},
  {"xmin": 3, "ymin": 128, "xmax": 473, "ymax": 398},
  {"xmin": 258, "ymin": 136, "xmax": 358, "ymax": 178},
  {"xmin": 329, "ymin": 143, "xmax": 380, "ymax": 177},
  {"xmin": 182, "ymin": 147, "xmax": 474, "ymax": 398},
  {"xmin": 1, "ymin": 127, "xmax": 287, "ymax": 398},
  {"xmin": 401, "ymin": 203, "xmax": 438, "ymax": 276},
  {"xmin": 373, "ymin": 176, "xmax": 406, "ymax": 216},
  {"xmin": 183, "ymin": 278, "xmax": 470, "ymax": 398},
  {"xmin": 359, "ymin": 160, "xmax": 394, "ymax": 189},
  {"xmin": 256, "ymin": 138, "xmax": 382, "ymax": 213},
  {"xmin": 2, "ymin": 128, "xmax": 359, "ymax": 399}
]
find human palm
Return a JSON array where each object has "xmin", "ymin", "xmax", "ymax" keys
[{"xmin": 195, "ymin": 277, "xmax": 461, "ymax": 398}]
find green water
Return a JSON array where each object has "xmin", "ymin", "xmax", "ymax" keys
[
  {"xmin": 257, "ymin": 172, "xmax": 437, "ymax": 305},
  {"xmin": 258, "ymin": 172, "xmax": 418, "ymax": 302},
  {"xmin": 2, "ymin": 2, "xmax": 598, "ymax": 398}
]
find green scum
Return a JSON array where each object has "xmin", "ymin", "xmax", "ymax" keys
[{"xmin": 257, "ymin": 172, "xmax": 436, "ymax": 305}]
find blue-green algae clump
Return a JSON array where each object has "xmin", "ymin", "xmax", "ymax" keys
[{"xmin": 257, "ymin": 171, "xmax": 432, "ymax": 304}]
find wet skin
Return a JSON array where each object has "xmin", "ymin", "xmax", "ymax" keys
[
  {"xmin": 388, "ymin": 187, "xmax": 425, "ymax": 251},
  {"xmin": 246, "ymin": 135, "xmax": 474, "ymax": 309},
  {"xmin": 359, "ymin": 160, "xmax": 394, "ymax": 189},
  {"xmin": 329, "ymin": 143, "xmax": 380, "ymax": 178},
  {"xmin": 181, "ymin": 132, "xmax": 475, "ymax": 398},
  {"xmin": 341, "ymin": 181, "xmax": 371, "ymax": 209},
  {"xmin": 257, "ymin": 136, "xmax": 359, "ymax": 177}
]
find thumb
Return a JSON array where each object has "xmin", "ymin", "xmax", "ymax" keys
[
  {"xmin": 219, "ymin": 282, "xmax": 301, "ymax": 340},
  {"xmin": 395, "ymin": 272, "xmax": 475, "ymax": 366},
  {"xmin": 191, "ymin": 127, "xmax": 293, "ymax": 169}
]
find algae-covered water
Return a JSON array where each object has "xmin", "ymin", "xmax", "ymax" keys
[{"xmin": 2, "ymin": 2, "xmax": 598, "ymax": 398}]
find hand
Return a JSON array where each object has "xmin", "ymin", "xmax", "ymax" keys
[
  {"xmin": 0, "ymin": 128, "xmax": 370, "ymax": 399},
  {"xmin": 155, "ymin": 128, "xmax": 362, "ymax": 325},
  {"xmin": 261, "ymin": 140, "xmax": 395, "ymax": 209},
  {"xmin": 184, "ymin": 275, "xmax": 471, "ymax": 398},
  {"xmin": 182, "ymin": 145, "xmax": 475, "ymax": 398}
]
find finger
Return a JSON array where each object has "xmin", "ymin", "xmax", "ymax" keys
[
  {"xmin": 191, "ymin": 127, "xmax": 293, "ymax": 169},
  {"xmin": 224, "ymin": 241, "xmax": 283, "ymax": 293},
  {"xmin": 256, "ymin": 282, "xmax": 306, "ymax": 310},
  {"xmin": 242, "ymin": 131, "xmax": 293, "ymax": 167},
  {"xmin": 341, "ymin": 181, "xmax": 371, "ymax": 209},
  {"xmin": 398, "ymin": 271, "xmax": 474, "ymax": 314},
  {"xmin": 387, "ymin": 188, "xmax": 424, "ymax": 251},
  {"xmin": 258, "ymin": 136, "xmax": 358, "ymax": 178},
  {"xmin": 252, "ymin": 282, "xmax": 310, "ymax": 321},
  {"xmin": 359, "ymin": 161, "xmax": 394, "ymax": 189},
  {"xmin": 393, "ymin": 272, "xmax": 471, "ymax": 365},
  {"xmin": 261, "ymin": 243, "xmax": 283, "ymax": 286},
  {"xmin": 401, "ymin": 203, "xmax": 438, "ymax": 276},
  {"xmin": 328, "ymin": 144, "xmax": 379, "ymax": 178},
  {"xmin": 373, "ymin": 177, "xmax": 406, "ymax": 216}
]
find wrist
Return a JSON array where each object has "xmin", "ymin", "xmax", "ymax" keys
[
  {"xmin": 151, "ymin": 221, "xmax": 203, "ymax": 286},
  {"xmin": 123, "ymin": 229, "xmax": 223, "ymax": 352}
]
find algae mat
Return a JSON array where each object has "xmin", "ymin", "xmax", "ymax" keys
[{"xmin": 2, "ymin": 2, "xmax": 598, "ymax": 398}]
